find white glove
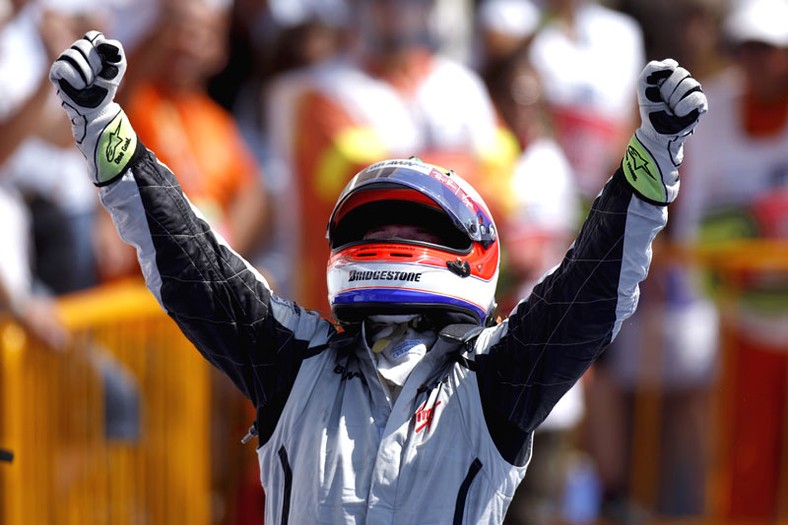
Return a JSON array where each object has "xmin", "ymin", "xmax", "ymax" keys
[
  {"xmin": 622, "ymin": 59, "xmax": 708, "ymax": 205},
  {"xmin": 49, "ymin": 31, "xmax": 137, "ymax": 186}
]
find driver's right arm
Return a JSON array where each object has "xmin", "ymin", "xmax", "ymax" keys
[{"xmin": 49, "ymin": 31, "xmax": 335, "ymax": 407}]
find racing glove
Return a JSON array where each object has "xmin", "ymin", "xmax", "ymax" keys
[
  {"xmin": 49, "ymin": 31, "xmax": 137, "ymax": 186},
  {"xmin": 622, "ymin": 59, "xmax": 707, "ymax": 205}
]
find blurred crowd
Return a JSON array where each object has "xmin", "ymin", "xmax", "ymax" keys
[{"xmin": 1, "ymin": 0, "xmax": 787, "ymax": 523}]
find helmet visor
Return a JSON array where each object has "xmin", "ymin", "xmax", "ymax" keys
[{"xmin": 328, "ymin": 160, "xmax": 496, "ymax": 246}]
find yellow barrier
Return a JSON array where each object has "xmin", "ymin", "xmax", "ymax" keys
[{"xmin": 0, "ymin": 280, "xmax": 212, "ymax": 525}]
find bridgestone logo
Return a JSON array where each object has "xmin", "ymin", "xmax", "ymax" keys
[{"xmin": 348, "ymin": 270, "xmax": 422, "ymax": 282}]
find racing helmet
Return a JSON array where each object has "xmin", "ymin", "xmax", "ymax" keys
[{"xmin": 326, "ymin": 158, "xmax": 500, "ymax": 325}]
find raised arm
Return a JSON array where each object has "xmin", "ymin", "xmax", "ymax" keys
[
  {"xmin": 48, "ymin": 32, "xmax": 335, "ymax": 406},
  {"xmin": 476, "ymin": 59, "xmax": 708, "ymax": 462}
]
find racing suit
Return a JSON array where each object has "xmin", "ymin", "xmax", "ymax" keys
[{"xmin": 101, "ymin": 140, "xmax": 664, "ymax": 524}]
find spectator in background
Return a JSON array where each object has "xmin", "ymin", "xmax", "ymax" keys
[
  {"xmin": 285, "ymin": 0, "xmax": 518, "ymax": 313},
  {"xmin": 474, "ymin": 0, "xmax": 541, "ymax": 84},
  {"xmin": 673, "ymin": 0, "xmax": 729, "ymax": 80},
  {"xmin": 106, "ymin": 0, "xmax": 270, "ymax": 283},
  {"xmin": 528, "ymin": 0, "xmax": 644, "ymax": 201},
  {"xmin": 0, "ymin": 0, "xmax": 113, "ymax": 295},
  {"xmin": 209, "ymin": 0, "xmax": 349, "ymax": 131},
  {"xmin": 0, "ymin": 184, "xmax": 68, "ymax": 350},
  {"xmin": 0, "ymin": 3, "xmax": 65, "ymax": 340},
  {"xmin": 481, "ymin": 4, "xmax": 577, "ymax": 352},
  {"xmin": 673, "ymin": 0, "xmax": 788, "ymax": 520},
  {"xmin": 211, "ymin": 0, "xmax": 349, "ymax": 298},
  {"xmin": 618, "ymin": 0, "xmax": 729, "ymax": 83}
]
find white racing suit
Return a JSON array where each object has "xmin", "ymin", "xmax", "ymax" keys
[{"xmin": 100, "ymin": 141, "xmax": 664, "ymax": 524}]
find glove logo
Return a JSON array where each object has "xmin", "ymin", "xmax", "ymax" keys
[
  {"xmin": 625, "ymin": 144, "xmax": 656, "ymax": 182},
  {"xmin": 622, "ymin": 134, "xmax": 671, "ymax": 204},
  {"xmin": 106, "ymin": 119, "xmax": 127, "ymax": 163},
  {"xmin": 96, "ymin": 111, "xmax": 138, "ymax": 184}
]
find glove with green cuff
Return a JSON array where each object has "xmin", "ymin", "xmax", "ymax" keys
[
  {"xmin": 623, "ymin": 58, "xmax": 707, "ymax": 205},
  {"xmin": 49, "ymin": 31, "xmax": 137, "ymax": 186}
]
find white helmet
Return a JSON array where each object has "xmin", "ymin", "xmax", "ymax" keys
[{"xmin": 326, "ymin": 158, "xmax": 500, "ymax": 325}]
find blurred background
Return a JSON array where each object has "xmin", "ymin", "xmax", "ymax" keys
[{"xmin": 1, "ymin": 0, "xmax": 787, "ymax": 523}]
